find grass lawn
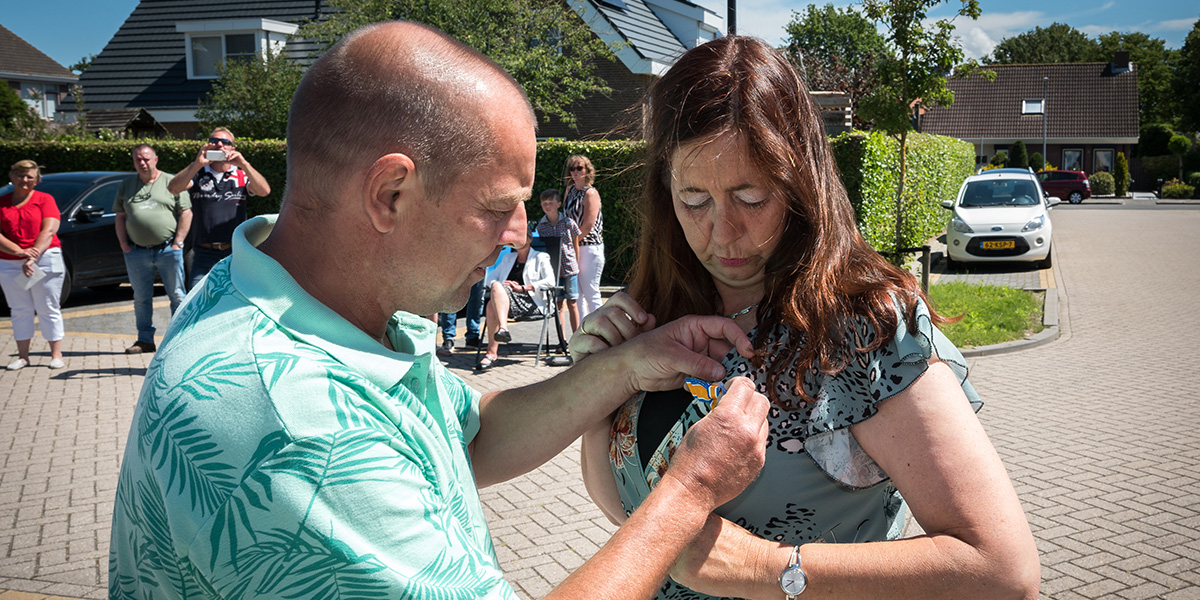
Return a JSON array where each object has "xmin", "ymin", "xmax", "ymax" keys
[{"xmin": 927, "ymin": 281, "xmax": 1044, "ymax": 348}]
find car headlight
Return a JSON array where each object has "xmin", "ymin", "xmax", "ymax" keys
[
  {"xmin": 1022, "ymin": 215, "xmax": 1046, "ymax": 232},
  {"xmin": 951, "ymin": 216, "xmax": 974, "ymax": 234}
]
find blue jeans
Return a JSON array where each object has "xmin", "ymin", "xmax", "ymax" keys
[
  {"xmin": 189, "ymin": 246, "xmax": 231, "ymax": 291},
  {"xmin": 439, "ymin": 279, "xmax": 484, "ymax": 341},
  {"xmin": 124, "ymin": 246, "xmax": 186, "ymax": 343}
]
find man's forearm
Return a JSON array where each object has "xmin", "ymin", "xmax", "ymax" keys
[
  {"xmin": 115, "ymin": 214, "xmax": 130, "ymax": 250},
  {"xmin": 174, "ymin": 211, "xmax": 192, "ymax": 244},
  {"xmin": 167, "ymin": 164, "xmax": 200, "ymax": 195},
  {"xmin": 472, "ymin": 349, "xmax": 636, "ymax": 487},
  {"xmin": 243, "ymin": 163, "xmax": 271, "ymax": 197},
  {"xmin": 544, "ymin": 475, "xmax": 709, "ymax": 600}
]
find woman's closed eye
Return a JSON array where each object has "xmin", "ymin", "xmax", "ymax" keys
[{"xmin": 678, "ymin": 192, "xmax": 712, "ymax": 209}]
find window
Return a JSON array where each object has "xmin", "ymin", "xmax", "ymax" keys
[
  {"xmin": 1062, "ymin": 148, "xmax": 1083, "ymax": 172},
  {"xmin": 188, "ymin": 33, "xmax": 257, "ymax": 78},
  {"xmin": 177, "ymin": 19, "xmax": 298, "ymax": 80},
  {"xmin": 1021, "ymin": 99, "xmax": 1045, "ymax": 115},
  {"xmin": 1093, "ymin": 149, "xmax": 1114, "ymax": 173}
]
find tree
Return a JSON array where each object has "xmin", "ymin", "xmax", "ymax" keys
[
  {"xmin": 1139, "ymin": 123, "xmax": 1175, "ymax": 157},
  {"xmin": 1008, "ymin": 140, "xmax": 1029, "ymax": 170},
  {"xmin": 989, "ymin": 151, "xmax": 1007, "ymax": 167},
  {"xmin": 1169, "ymin": 134, "xmax": 1192, "ymax": 180},
  {"xmin": 783, "ymin": 4, "xmax": 888, "ymax": 129},
  {"xmin": 297, "ymin": 0, "xmax": 617, "ymax": 129},
  {"xmin": 196, "ymin": 48, "xmax": 304, "ymax": 140},
  {"xmin": 1095, "ymin": 32, "xmax": 1178, "ymax": 126},
  {"xmin": 859, "ymin": 0, "xmax": 988, "ymax": 260},
  {"xmin": 0, "ymin": 85, "xmax": 48, "ymax": 140},
  {"xmin": 69, "ymin": 54, "xmax": 96, "ymax": 76},
  {"xmin": 984, "ymin": 23, "xmax": 1098, "ymax": 64},
  {"xmin": 1114, "ymin": 152, "xmax": 1130, "ymax": 196},
  {"xmin": 1176, "ymin": 19, "xmax": 1200, "ymax": 133},
  {"xmin": 1029, "ymin": 151, "xmax": 1044, "ymax": 171}
]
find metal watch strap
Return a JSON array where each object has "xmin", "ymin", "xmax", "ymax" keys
[{"xmin": 783, "ymin": 545, "xmax": 802, "ymax": 600}]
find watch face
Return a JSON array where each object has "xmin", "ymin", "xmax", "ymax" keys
[{"xmin": 781, "ymin": 567, "xmax": 807, "ymax": 593}]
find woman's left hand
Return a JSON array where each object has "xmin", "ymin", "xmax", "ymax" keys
[
  {"xmin": 669, "ymin": 514, "xmax": 783, "ymax": 600},
  {"xmin": 569, "ymin": 291, "xmax": 656, "ymax": 362},
  {"xmin": 22, "ymin": 258, "xmax": 36, "ymax": 278}
]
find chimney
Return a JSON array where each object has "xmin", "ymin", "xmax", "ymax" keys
[{"xmin": 1108, "ymin": 51, "xmax": 1132, "ymax": 75}]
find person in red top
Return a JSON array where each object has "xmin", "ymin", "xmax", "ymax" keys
[{"xmin": 0, "ymin": 160, "xmax": 66, "ymax": 370}]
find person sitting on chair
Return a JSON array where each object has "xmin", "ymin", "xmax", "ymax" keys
[{"xmin": 478, "ymin": 242, "xmax": 555, "ymax": 370}]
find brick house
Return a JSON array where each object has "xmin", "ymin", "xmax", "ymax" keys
[
  {"xmin": 0, "ymin": 24, "xmax": 78, "ymax": 122},
  {"xmin": 73, "ymin": 1, "xmax": 330, "ymax": 138},
  {"xmin": 919, "ymin": 57, "xmax": 1139, "ymax": 178}
]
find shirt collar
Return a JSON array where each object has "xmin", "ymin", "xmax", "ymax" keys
[
  {"xmin": 229, "ymin": 215, "xmax": 433, "ymax": 392},
  {"xmin": 204, "ymin": 164, "xmax": 238, "ymax": 178}
]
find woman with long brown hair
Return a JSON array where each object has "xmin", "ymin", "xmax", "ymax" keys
[{"xmin": 574, "ymin": 37, "xmax": 1039, "ymax": 600}]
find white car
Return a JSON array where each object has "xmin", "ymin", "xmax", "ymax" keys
[{"xmin": 941, "ymin": 168, "xmax": 1059, "ymax": 269}]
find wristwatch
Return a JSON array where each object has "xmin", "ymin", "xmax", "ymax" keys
[{"xmin": 779, "ymin": 545, "xmax": 807, "ymax": 599}]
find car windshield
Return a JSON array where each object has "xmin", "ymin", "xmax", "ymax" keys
[
  {"xmin": 0, "ymin": 181, "xmax": 90, "ymax": 210},
  {"xmin": 960, "ymin": 179, "xmax": 1040, "ymax": 207}
]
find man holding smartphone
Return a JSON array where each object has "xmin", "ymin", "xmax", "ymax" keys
[{"xmin": 168, "ymin": 127, "xmax": 271, "ymax": 289}]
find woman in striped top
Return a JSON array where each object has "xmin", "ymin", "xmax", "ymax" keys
[{"xmin": 562, "ymin": 155, "xmax": 604, "ymax": 318}]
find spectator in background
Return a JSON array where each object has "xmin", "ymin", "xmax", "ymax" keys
[
  {"xmin": 562, "ymin": 155, "xmax": 604, "ymax": 318},
  {"xmin": 535, "ymin": 188, "xmax": 581, "ymax": 340},
  {"xmin": 169, "ymin": 127, "xmax": 271, "ymax": 289},
  {"xmin": 436, "ymin": 281, "xmax": 484, "ymax": 356},
  {"xmin": 0, "ymin": 160, "xmax": 66, "ymax": 370},
  {"xmin": 115, "ymin": 145, "xmax": 190, "ymax": 354}
]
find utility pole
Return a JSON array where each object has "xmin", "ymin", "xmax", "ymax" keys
[
  {"xmin": 1042, "ymin": 76, "xmax": 1048, "ymax": 171},
  {"xmin": 728, "ymin": 0, "xmax": 736, "ymax": 35}
]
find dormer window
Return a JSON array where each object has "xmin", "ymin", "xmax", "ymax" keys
[
  {"xmin": 1021, "ymin": 99, "xmax": 1045, "ymax": 115},
  {"xmin": 176, "ymin": 19, "xmax": 298, "ymax": 80}
]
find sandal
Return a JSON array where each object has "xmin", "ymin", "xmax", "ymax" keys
[
  {"xmin": 476, "ymin": 355, "xmax": 497, "ymax": 370},
  {"xmin": 494, "ymin": 329, "xmax": 512, "ymax": 343}
]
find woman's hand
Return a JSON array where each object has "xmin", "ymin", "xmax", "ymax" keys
[
  {"xmin": 569, "ymin": 292, "xmax": 656, "ymax": 362},
  {"xmin": 669, "ymin": 513, "xmax": 786, "ymax": 600},
  {"xmin": 22, "ymin": 246, "xmax": 41, "ymax": 260},
  {"xmin": 22, "ymin": 258, "xmax": 36, "ymax": 278}
]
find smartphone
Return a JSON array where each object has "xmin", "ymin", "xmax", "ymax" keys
[{"xmin": 205, "ymin": 150, "xmax": 227, "ymax": 161}]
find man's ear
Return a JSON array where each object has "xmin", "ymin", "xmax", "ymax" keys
[{"xmin": 363, "ymin": 153, "xmax": 420, "ymax": 234}]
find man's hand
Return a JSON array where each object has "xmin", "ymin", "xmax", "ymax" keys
[
  {"xmin": 605, "ymin": 314, "xmax": 756, "ymax": 395},
  {"xmin": 660, "ymin": 377, "xmax": 770, "ymax": 509},
  {"xmin": 223, "ymin": 149, "xmax": 248, "ymax": 169}
]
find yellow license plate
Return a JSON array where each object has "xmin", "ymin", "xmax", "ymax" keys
[{"xmin": 981, "ymin": 240, "xmax": 1016, "ymax": 250}]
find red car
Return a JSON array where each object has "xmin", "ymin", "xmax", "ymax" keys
[{"xmin": 1037, "ymin": 170, "xmax": 1091, "ymax": 204}]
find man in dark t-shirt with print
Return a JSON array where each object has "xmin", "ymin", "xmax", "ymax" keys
[{"xmin": 168, "ymin": 127, "xmax": 271, "ymax": 289}]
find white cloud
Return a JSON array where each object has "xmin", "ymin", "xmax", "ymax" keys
[
  {"xmin": 949, "ymin": 11, "xmax": 1044, "ymax": 59},
  {"xmin": 1152, "ymin": 17, "xmax": 1197, "ymax": 31}
]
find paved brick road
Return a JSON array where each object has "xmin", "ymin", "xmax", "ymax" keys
[{"xmin": 1, "ymin": 204, "xmax": 1198, "ymax": 599}]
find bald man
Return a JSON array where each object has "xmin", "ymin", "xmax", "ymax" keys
[{"xmin": 109, "ymin": 22, "xmax": 769, "ymax": 600}]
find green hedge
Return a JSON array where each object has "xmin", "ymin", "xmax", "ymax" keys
[
  {"xmin": 0, "ymin": 139, "xmax": 287, "ymax": 218},
  {"xmin": 3, "ymin": 133, "xmax": 974, "ymax": 283},
  {"xmin": 532, "ymin": 140, "xmax": 646, "ymax": 284},
  {"xmin": 1089, "ymin": 171, "xmax": 1115, "ymax": 196},
  {"xmin": 830, "ymin": 131, "xmax": 975, "ymax": 257}
]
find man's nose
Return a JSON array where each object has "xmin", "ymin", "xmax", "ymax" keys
[{"xmin": 503, "ymin": 202, "xmax": 528, "ymax": 249}]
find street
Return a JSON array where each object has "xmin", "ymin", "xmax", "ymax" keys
[{"xmin": 0, "ymin": 201, "xmax": 1198, "ymax": 599}]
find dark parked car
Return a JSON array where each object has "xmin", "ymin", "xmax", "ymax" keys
[
  {"xmin": 0, "ymin": 171, "xmax": 133, "ymax": 304},
  {"xmin": 1037, "ymin": 170, "xmax": 1091, "ymax": 204}
]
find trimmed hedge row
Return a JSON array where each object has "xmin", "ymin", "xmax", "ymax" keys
[
  {"xmin": 831, "ymin": 132, "xmax": 975, "ymax": 256},
  {"xmin": 0, "ymin": 139, "xmax": 288, "ymax": 218},
  {"xmin": 3, "ymin": 132, "xmax": 973, "ymax": 283}
]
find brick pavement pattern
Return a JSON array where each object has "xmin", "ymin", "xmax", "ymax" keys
[
  {"xmin": 2, "ymin": 206, "xmax": 1199, "ymax": 599},
  {"xmin": 966, "ymin": 208, "xmax": 1200, "ymax": 600}
]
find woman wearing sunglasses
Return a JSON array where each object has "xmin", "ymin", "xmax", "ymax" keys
[{"xmin": 562, "ymin": 155, "xmax": 605, "ymax": 320}]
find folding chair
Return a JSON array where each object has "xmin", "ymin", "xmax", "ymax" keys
[{"xmin": 475, "ymin": 235, "xmax": 570, "ymax": 367}]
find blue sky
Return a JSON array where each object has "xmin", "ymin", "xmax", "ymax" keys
[{"xmin": 3, "ymin": 0, "xmax": 1198, "ymax": 71}]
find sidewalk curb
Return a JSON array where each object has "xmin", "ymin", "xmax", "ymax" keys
[{"xmin": 960, "ymin": 275, "xmax": 1062, "ymax": 358}]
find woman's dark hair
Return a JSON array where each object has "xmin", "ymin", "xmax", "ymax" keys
[{"xmin": 626, "ymin": 36, "xmax": 939, "ymax": 408}]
